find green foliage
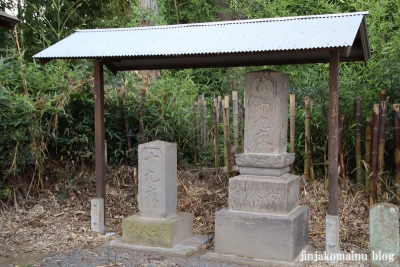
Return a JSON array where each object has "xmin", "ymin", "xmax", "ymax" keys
[{"xmin": 0, "ymin": 0, "xmax": 400, "ymax": 191}]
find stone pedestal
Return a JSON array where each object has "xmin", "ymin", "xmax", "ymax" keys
[
  {"xmin": 370, "ymin": 203, "xmax": 400, "ymax": 266},
  {"xmin": 215, "ymin": 206, "xmax": 309, "ymax": 261},
  {"xmin": 122, "ymin": 212, "xmax": 193, "ymax": 248},
  {"xmin": 111, "ymin": 140, "xmax": 211, "ymax": 256},
  {"xmin": 205, "ymin": 70, "xmax": 310, "ymax": 265}
]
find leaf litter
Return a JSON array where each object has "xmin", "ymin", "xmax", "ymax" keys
[{"xmin": 0, "ymin": 165, "xmax": 381, "ymax": 266}]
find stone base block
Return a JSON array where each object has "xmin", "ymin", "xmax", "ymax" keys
[
  {"xmin": 239, "ymin": 166, "xmax": 290, "ymax": 176},
  {"xmin": 235, "ymin": 153, "xmax": 295, "ymax": 169},
  {"xmin": 91, "ymin": 198, "xmax": 106, "ymax": 234},
  {"xmin": 229, "ymin": 174, "xmax": 299, "ymax": 214},
  {"xmin": 326, "ymin": 214, "xmax": 340, "ymax": 259},
  {"xmin": 215, "ymin": 206, "xmax": 309, "ymax": 261},
  {"xmin": 110, "ymin": 234, "xmax": 212, "ymax": 258},
  {"xmin": 122, "ymin": 212, "xmax": 193, "ymax": 248},
  {"xmin": 201, "ymin": 245, "xmax": 314, "ymax": 267}
]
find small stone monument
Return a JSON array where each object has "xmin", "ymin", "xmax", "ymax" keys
[
  {"xmin": 205, "ymin": 70, "xmax": 310, "ymax": 265},
  {"xmin": 111, "ymin": 140, "xmax": 210, "ymax": 256},
  {"xmin": 370, "ymin": 203, "xmax": 400, "ymax": 267}
]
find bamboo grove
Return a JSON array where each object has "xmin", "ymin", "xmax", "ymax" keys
[{"xmin": 193, "ymin": 90, "xmax": 400, "ymax": 204}]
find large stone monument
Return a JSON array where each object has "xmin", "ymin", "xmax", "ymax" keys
[
  {"xmin": 111, "ymin": 140, "xmax": 210, "ymax": 257},
  {"xmin": 207, "ymin": 70, "xmax": 310, "ymax": 265},
  {"xmin": 370, "ymin": 203, "xmax": 400, "ymax": 266}
]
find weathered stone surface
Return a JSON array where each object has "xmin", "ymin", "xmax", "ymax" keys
[
  {"xmin": 244, "ymin": 70, "xmax": 289, "ymax": 154},
  {"xmin": 325, "ymin": 214, "xmax": 340, "ymax": 260},
  {"xmin": 122, "ymin": 212, "xmax": 193, "ymax": 248},
  {"xmin": 239, "ymin": 166, "xmax": 290, "ymax": 176},
  {"xmin": 138, "ymin": 140, "xmax": 177, "ymax": 218},
  {"xmin": 370, "ymin": 203, "xmax": 400, "ymax": 267},
  {"xmin": 111, "ymin": 234, "xmax": 212, "ymax": 258},
  {"xmin": 235, "ymin": 153, "xmax": 295, "ymax": 169},
  {"xmin": 91, "ymin": 198, "xmax": 106, "ymax": 233},
  {"xmin": 215, "ymin": 206, "xmax": 309, "ymax": 261},
  {"xmin": 229, "ymin": 174, "xmax": 299, "ymax": 214}
]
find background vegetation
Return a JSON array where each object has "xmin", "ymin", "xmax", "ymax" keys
[{"xmin": 0, "ymin": 0, "xmax": 399, "ymax": 201}]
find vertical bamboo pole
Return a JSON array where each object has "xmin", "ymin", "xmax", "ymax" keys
[
  {"xmin": 378, "ymin": 97, "xmax": 387, "ymax": 185},
  {"xmin": 223, "ymin": 96, "xmax": 232, "ymax": 178},
  {"xmin": 232, "ymin": 91, "xmax": 239, "ymax": 152},
  {"xmin": 365, "ymin": 117, "xmax": 372, "ymax": 192},
  {"xmin": 198, "ymin": 96, "xmax": 203, "ymax": 148},
  {"xmin": 306, "ymin": 137, "xmax": 315, "ymax": 188},
  {"xmin": 370, "ymin": 104, "xmax": 380, "ymax": 205},
  {"xmin": 121, "ymin": 86, "xmax": 132, "ymax": 164},
  {"xmin": 202, "ymin": 98, "xmax": 207, "ymax": 152},
  {"xmin": 213, "ymin": 98, "xmax": 219, "ymax": 172},
  {"xmin": 355, "ymin": 95, "xmax": 362, "ymax": 185},
  {"xmin": 393, "ymin": 104, "xmax": 400, "ymax": 203},
  {"xmin": 338, "ymin": 114, "xmax": 345, "ymax": 180},
  {"xmin": 193, "ymin": 101, "xmax": 199, "ymax": 163},
  {"xmin": 290, "ymin": 94, "xmax": 296, "ymax": 171},
  {"xmin": 304, "ymin": 96, "xmax": 311, "ymax": 181}
]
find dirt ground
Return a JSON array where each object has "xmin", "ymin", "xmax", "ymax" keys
[{"xmin": 0, "ymin": 166, "xmax": 377, "ymax": 266}]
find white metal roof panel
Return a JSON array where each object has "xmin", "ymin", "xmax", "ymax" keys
[{"xmin": 34, "ymin": 12, "xmax": 368, "ymax": 59}]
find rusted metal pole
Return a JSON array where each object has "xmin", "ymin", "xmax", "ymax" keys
[
  {"xmin": 328, "ymin": 50, "xmax": 339, "ymax": 216},
  {"xmin": 94, "ymin": 59, "xmax": 106, "ymax": 201}
]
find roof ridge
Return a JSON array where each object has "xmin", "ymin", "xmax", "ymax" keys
[{"xmin": 76, "ymin": 11, "xmax": 369, "ymax": 33}]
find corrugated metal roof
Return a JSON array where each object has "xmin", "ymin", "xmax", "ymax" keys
[{"xmin": 33, "ymin": 12, "xmax": 370, "ymax": 71}]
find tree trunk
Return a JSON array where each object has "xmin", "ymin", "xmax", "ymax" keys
[{"xmin": 137, "ymin": 0, "xmax": 159, "ymax": 137}]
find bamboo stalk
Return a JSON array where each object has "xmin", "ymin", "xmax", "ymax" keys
[
  {"xmin": 378, "ymin": 98, "xmax": 387, "ymax": 186},
  {"xmin": 232, "ymin": 91, "xmax": 239, "ymax": 152},
  {"xmin": 305, "ymin": 136, "xmax": 315, "ymax": 188},
  {"xmin": 393, "ymin": 104, "xmax": 400, "ymax": 203},
  {"xmin": 355, "ymin": 95, "xmax": 362, "ymax": 185},
  {"xmin": 223, "ymin": 96, "xmax": 232, "ymax": 178},
  {"xmin": 198, "ymin": 96, "xmax": 204, "ymax": 146},
  {"xmin": 121, "ymin": 86, "xmax": 132, "ymax": 164},
  {"xmin": 370, "ymin": 104, "xmax": 380, "ymax": 205},
  {"xmin": 213, "ymin": 98, "xmax": 219, "ymax": 172},
  {"xmin": 304, "ymin": 96, "xmax": 311, "ymax": 181},
  {"xmin": 202, "ymin": 98, "xmax": 207, "ymax": 152},
  {"xmin": 365, "ymin": 117, "xmax": 372, "ymax": 193},
  {"xmin": 290, "ymin": 94, "xmax": 296, "ymax": 171},
  {"xmin": 139, "ymin": 84, "xmax": 146, "ymax": 137},
  {"xmin": 338, "ymin": 114, "xmax": 345, "ymax": 180},
  {"xmin": 193, "ymin": 101, "xmax": 199, "ymax": 163}
]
